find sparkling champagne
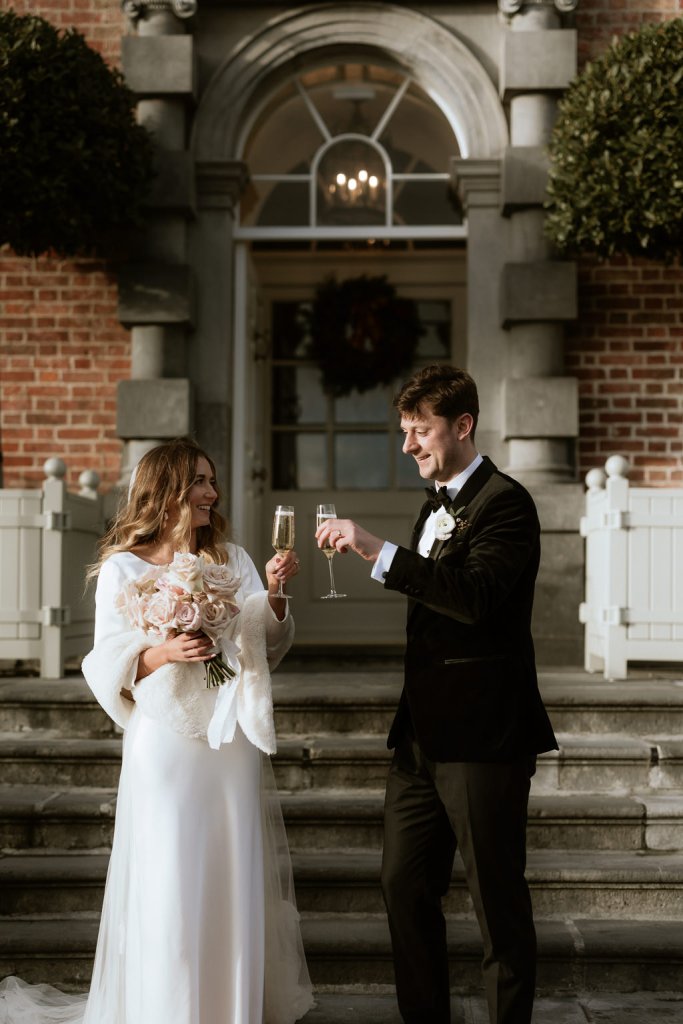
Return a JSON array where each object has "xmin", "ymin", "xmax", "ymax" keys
[
  {"xmin": 316, "ymin": 503, "xmax": 346, "ymax": 599},
  {"xmin": 271, "ymin": 505, "xmax": 295, "ymax": 600},
  {"xmin": 273, "ymin": 509, "xmax": 295, "ymax": 554},
  {"xmin": 316, "ymin": 514, "xmax": 336, "ymax": 559}
]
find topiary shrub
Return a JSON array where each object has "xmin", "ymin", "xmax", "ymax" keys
[
  {"xmin": 545, "ymin": 19, "xmax": 683, "ymax": 262},
  {"xmin": 0, "ymin": 10, "xmax": 154, "ymax": 258}
]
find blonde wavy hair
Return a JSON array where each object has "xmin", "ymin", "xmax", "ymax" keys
[{"xmin": 89, "ymin": 439, "xmax": 229, "ymax": 578}]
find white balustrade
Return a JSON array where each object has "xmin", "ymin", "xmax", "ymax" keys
[
  {"xmin": 579, "ymin": 456, "xmax": 683, "ymax": 679},
  {"xmin": 0, "ymin": 459, "xmax": 103, "ymax": 678}
]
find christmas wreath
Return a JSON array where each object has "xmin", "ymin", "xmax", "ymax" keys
[{"xmin": 306, "ymin": 275, "xmax": 422, "ymax": 397}]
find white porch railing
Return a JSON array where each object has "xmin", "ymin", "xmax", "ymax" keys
[
  {"xmin": 579, "ymin": 455, "xmax": 683, "ymax": 679},
  {"xmin": 0, "ymin": 458, "xmax": 104, "ymax": 678}
]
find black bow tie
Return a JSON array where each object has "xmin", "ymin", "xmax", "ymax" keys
[{"xmin": 424, "ymin": 486, "xmax": 451, "ymax": 511}]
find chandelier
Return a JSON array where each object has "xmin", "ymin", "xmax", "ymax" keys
[
  {"xmin": 328, "ymin": 165, "xmax": 382, "ymax": 207},
  {"xmin": 321, "ymin": 138, "xmax": 386, "ymax": 223}
]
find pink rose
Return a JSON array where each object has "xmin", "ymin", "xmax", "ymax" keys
[
  {"xmin": 202, "ymin": 563, "xmax": 241, "ymax": 600},
  {"xmin": 200, "ymin": 597, "xmax": 233, "ymax": 644},
  {"xmin": 173, "ymin": 597, "xmax": 202, "ymax": 633}
]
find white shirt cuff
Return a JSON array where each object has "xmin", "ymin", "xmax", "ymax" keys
[{"xmin": 371, "ymin": 541, "xmax": 398, "ymax": 583}]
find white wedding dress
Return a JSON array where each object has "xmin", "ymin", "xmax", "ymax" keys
[{"xmin": 0, "ymin": 546, "xmax": 314, "ymax": 1024}]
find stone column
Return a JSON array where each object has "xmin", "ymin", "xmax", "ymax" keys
[
  {"xmin": 498, "ymin": 0, "xmax": 579, "ymax": 481},
  {"xmin": 116, "ymin": 0, "xmax": 198, "ymax": 481}
]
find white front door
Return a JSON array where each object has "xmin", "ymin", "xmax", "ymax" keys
[{"xmin": 233, "ymin": 246, "xmax": 466, "ymax": 645}]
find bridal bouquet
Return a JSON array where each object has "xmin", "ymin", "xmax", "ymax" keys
[{"xmin": 115, "ymin": 552, "xmax": 241, "ymax": 687}]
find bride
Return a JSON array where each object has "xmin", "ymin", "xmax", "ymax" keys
[{"xmin": 0, "ymin": 438, "xmax": 314, "ymax": 1024}]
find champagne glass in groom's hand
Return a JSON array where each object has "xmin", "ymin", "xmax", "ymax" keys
[{"xmin": 316, "ymin": 503, "xmax": 347, "ymax": 599}]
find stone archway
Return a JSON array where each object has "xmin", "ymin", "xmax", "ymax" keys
[{"xmin": 192, "ymin": 2, "xmax": 508, "ymax": 162}]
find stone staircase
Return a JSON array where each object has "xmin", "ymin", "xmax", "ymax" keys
[{"xmin": 1, "ymin": 666, "xmax": 682, "ymax": 1008}]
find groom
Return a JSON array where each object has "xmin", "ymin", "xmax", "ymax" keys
[{"xmin": 316, "ymin": 364, "xmax": 558, "ymax": 1024}]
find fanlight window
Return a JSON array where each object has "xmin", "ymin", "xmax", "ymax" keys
[{"xmin": 238, "ymin": 64, "xmax": 465, "ymax": 237}]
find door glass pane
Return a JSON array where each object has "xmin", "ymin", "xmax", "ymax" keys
[
  {"xmin": 335, "ymin": 385, "xmax": 388, "ymax": 424},
  {"xmin": 415, "ymin": 300, "xmax": 451, "ymax": 358},
  {"xmin": 272, "ymin": 302, "xmax": 311, "ymax": 359},
  {"xmin": 273, "ymin": 433, "xmax": 327, "ymax": 489},
  {"xmin": 396, "ymin": 433, "xmax": 423, "ymax": 488},
  {"xmin": 335, "ymin": 433, "xmax": 389, "ymax": 488},
  {"xmin": 273, "ymin": 367, "xmax": 327, "ymax": 424}
]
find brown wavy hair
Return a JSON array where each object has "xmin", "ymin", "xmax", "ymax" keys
[
  {"xmin": 89, "ymin": 439, "xmax": 229, "ymax": 577},
  {"xmin": 394, "ymin": 364, "xmax": 479, "ymax": 437}
]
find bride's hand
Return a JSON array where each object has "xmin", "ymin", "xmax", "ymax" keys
[
  {"xmin": 161, "ymin": 631, "xmax": 216, "ymax": 663},
  {"xmin": 265, "ymin": 550, "xmax": 300, "ymax": 595}
]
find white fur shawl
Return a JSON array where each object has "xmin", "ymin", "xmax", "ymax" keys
[{"xmin": 81, "ymin": 591, "xmax": 292, "ymax": 754}]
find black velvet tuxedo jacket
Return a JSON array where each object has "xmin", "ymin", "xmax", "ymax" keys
[{"xmin": 384, "ymin": 456, "xmax": 558, "ymax": 763}]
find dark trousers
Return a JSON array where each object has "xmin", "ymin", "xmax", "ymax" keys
[{"xmin": 380, "ymin": 734, "xmax": 536, "ymax": 1024}]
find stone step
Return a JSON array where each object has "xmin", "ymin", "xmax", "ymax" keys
[
  {"xmin": 0, "ymin": 914, "xmax": 680, "ymax": 994},
  {"xmin": 2, "ymin": 729, "xmax": 682, "ymax": 793},
  {"xmin": 2, "ymin": 848, "xmax": 681, "ymax": 920},
  {"xmin": 304, "ymin": 991, "xmax": 683, "ymax": 1024},
  {"xmin": 3, "ymin": 671, "xmax": 683, "ymax": 740},
  {"xmin": 2, "ymin": 785, "xmax": 681, "ymax": 853},
  {"xmin": 0, "ymin": 679, "xmax": 115, "ymax": 737}
]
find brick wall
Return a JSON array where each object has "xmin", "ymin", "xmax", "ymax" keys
[
  {"xmin": 570, "ymin": 1, "xmax": 683, "ymax": 486},
  {"xmin": 0, "ymin": 1, "xmax": 127, "ymax": 491},
  {"xmin": 567, "ymin": 257, "xmax": 683, "ymax": 486},
  {"xmin": 1, "ymin": 1, "xmax": 681, "ymax": 492},
  {"xmin": 576, "ymin": 0, "xmax": 683, "ymax": 66}
]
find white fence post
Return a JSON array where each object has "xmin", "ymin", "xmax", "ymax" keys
[
  {"xmin": 601, "ymin": 456, "xmax": 630, "ymax": 679},
  {"xmin": 0, "ymin": 457, "xmax": 103, "ymax": 678},
  {"xmin": 41, "ymin": 458, "xmax": 69, "ymax": 678},
  {"xmin": 580, "ymin": 454, "xmax": 683, "ymax": 679}
]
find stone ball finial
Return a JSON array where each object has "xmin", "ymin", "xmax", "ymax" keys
[
  {"xmin": 79, "ymin": 469, "xmax": 101, "ymax": 498},
  {"xmin": 585, "ymin": 468, "xmax": 606, "ymax": 492},
  {"xmin": 43, "ymin": 457, "xmax": 67, "ymax": 480},
  {"xmin": 605, "ymin": 454, "xmax": 630, "ymax": 479}
]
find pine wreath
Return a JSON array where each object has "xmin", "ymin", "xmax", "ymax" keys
[{"xmin": 307, "ymin": 275, "xmax": 422, "ymax": 397}]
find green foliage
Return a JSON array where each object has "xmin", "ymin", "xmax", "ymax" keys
[
  {"xmin": 0, "ymin": 10, "xmax": 154, "ymax": 258},
  {"xmin": 307, "ymin": 276, "xmax": 422, "ymax": 397},
  {"xmin": 545, "ymin": 19, "xmax": 683, "ymax": 262}
]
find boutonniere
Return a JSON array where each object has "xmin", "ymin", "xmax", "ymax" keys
[{"xmin": 435, "ymin": 505, "xmax": 470, "ymax": 542}]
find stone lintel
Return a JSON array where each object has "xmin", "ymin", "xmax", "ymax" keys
[
  {"xmin": 122, "ymin": 35, "xmax": 196, "ymax": 99},
  {"xmin": 503, "ymin": 376, "xmax": 578, "ymax": 438},
  {"xmin": 501, "ymin": 146, "xmax": 549, "ymax": 214},
  {"xmin": 501, "ymin": 30, "xmax": 577, "ymax": 99},
  {"xmin": 196, "ymin": 161, "xmax": 250, "ymax": 211},
  {"xmin": 118, "ymin": 264, "xmax": 194, "ymax": 326},
  {"xmin": 450, "ymin": 158, "xmax": 501, "ymax": 211},
  {"xmin": 501, "ymin": 262, "xmax": 577, "ymax": 326},
  {"xmin": 143, "ymin": 150, "xmax": 196, "ymax": 214},
  {"xmin": 117, "ymin": 378, "xmax": 193, "ymax": 439}
]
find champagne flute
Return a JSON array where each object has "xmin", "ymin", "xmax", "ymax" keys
[
  {"xmin": 272, "ymin": 505, "xmax": 295, "ymax": 600},
  {"xmin": 316, "ymin": 503, "xmax": 347, "ymax": 600}
]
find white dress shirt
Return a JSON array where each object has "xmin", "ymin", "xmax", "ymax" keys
[{"xmin": 371, "ymin": 453, "xmax": 483, "ymax": 583}]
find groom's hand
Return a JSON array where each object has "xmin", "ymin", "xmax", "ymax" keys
[{"xmin": 315, "ymin": 518, "xmax": 384, "ymax": 563}]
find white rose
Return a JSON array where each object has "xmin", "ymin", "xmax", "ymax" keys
[
  {"xmin": 434, "ymin": 511, "xmax": 456, "ymax": 541},
  {"xmin": 143, "ymin": 589, "xmax": 178, "ymax": 637},
  {"xmin": 167, "ymin": 552, "xmax": 205, "ymax": 594},
  {"xmin": 114, "ymin": 579, "xmax": 148, "ymax": 631},
  {"xmin": 202, "ymin": 563, "xmax": 241, "ymax": 600}
]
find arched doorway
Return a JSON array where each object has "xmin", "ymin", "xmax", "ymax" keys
[{"xmin": 191, "ymin": 6, "xmax": 507, "ymax": 645}]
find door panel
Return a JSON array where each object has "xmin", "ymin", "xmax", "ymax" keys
[{"xmin": 239, "ymin": 249, "xmax": 466, "ymax": 646}]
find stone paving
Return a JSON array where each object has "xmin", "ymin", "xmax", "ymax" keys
[{"xmin": 306, "ymin": 991, "xmax": 683, "ymax": 1022}]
